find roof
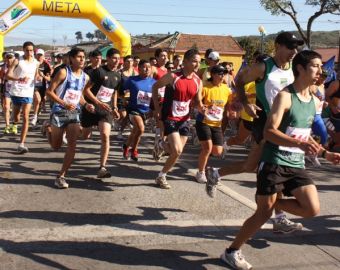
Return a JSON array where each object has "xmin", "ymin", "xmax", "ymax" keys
[
  {"xmin": 314, "ymin": 47, "xmax": 339, "ymax": 63},
  {"xmin": 133, "ymin": 32, "xmax": 245, "ymax": 56}
]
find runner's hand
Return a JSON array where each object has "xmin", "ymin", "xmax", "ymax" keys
[
  {"xmin": 325, "ymin": 152, "xmax": 340, "ymax": 165},
  {"xmin": 112, "ymin": 109, "xmax": 120, "ymax": 119},
  {"xmin": 244, "ymin": 103, "xmax": 261, "ymax": 118},
  {"xmin": 64, "ymin": 102, "xmax": 77, "ymax": 111},
  {"xmin": 298, "ymin": 141, "xmax": 320, "ymax": 156},
  {"xmin": 198, "ymin": 105, "xmax": 208, "ymax": 116},
  {"xmin": 85, "ymin": 103, "xmax": 95, "ymax": 113},
  {"xmin": 98, "ymin": 102, "xmax": 112, "ymax": 112}
]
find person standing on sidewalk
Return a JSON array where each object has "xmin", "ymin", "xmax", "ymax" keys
[
  {"xmin": 46, "ymin": 47, "xmax": 94, "ymax": 189},
  {"xmin": 206, "ymin": 32, "xmax": 305, "ymax": 233},
  {"xmin": 6, "ymin": 41, "xmax": 39, "ymax": 153},
  {"xmin": 81, "ymin": 48, "xmax": 121, "ymax": 178},
  {"xmin": 152, "ymin": 48, "xmax": 203, "ymax": 189},
  {"xmin": 219, "ymin": 50, "xmax": 340, "ymax": 270}
]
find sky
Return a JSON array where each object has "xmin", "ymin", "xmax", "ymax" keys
[{"xmin": 1, "ymin": 0, "xmax": 339, "ymax": 47}]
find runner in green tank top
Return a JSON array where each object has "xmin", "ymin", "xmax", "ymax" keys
[{"xmin": 219, "ymin": 51, "xmax": 340, "ymax": 270}]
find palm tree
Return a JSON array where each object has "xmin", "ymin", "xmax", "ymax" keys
[{"xmin": 75, "ymin": 31, "xmax": 83, "ymax": 44}]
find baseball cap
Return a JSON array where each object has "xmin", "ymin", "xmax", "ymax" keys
[
  {"xmin": 36, "ymin": 48, "xmax": 45, "ymax": 55},
  {"xmin": 275, "ymin": 32, "xmax": 304, "ymax": 50},
  {"xmin": 210, "ymin": 65, "xmax": 227, "ymax": 75},
  {"xmin": 208, "ymin": 51, "xmax": 220, "ymax": 61}
]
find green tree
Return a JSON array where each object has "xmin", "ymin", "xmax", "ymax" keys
[
  {"xmin": 238, "ymin": 37, "xmax": 260, "ymax": 63},
  {"xmin": 75, "ymin": 31, "xmax": 83, "ymax": 43},
  {"xmin": 86, "ymin": 32, "xmax": 95, "ymax": 42},
  {"xmin": 260, "ymin": 0, "xmax": 340, "ymax": 47},
  {"xmin": 94, "ymin": 29, "xmax": 107, "ymax": 41}
]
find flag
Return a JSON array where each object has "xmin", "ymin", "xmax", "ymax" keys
[{"xmin": 323, "ymin": 56, "xmax": 337, "ymax": 84}]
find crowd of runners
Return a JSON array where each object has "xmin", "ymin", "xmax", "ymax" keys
[{"xmin": 1, "ymin": 31, "xmax": 340, "ymax": 269}]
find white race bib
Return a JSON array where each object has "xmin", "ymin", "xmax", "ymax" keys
[
  {"xmin": 279, "ymin": 126, "xmax": 311, "ymax": 154},
  {"xmin": 63, "ymin": 89, "xmax": 81, "ymax": 106},
  {"xmin": 172, "ymin": 100, "xmax": 190, "ymax": 117},
  {"xmin": 206, "ymin": 105, "xmax": 223, "ymax": 121},
  {"xmin": 96, "ymin": 85, "xmax": 114, "ymax": 103},
  {"xmin": 137, "ymin": 90, "xmax": 152, "ymax": 106}
]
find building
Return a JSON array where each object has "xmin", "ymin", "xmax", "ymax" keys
[{"xmin": 132, "ymin": 32, "xmax": 246, "ymax": 72}]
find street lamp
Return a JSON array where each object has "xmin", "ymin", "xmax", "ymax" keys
[{"xmin": 258, "ymin": 25, "xmax": 266, "ymax": 54}]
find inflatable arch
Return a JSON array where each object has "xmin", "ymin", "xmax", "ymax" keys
[{"xmin": 0, "ymin": 0, "xmax": 131, "ymax": 60}]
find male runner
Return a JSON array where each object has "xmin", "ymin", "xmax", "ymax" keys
[{"xmin": 152, "ymin": 48, "xmax": 203, "ymax": 189}]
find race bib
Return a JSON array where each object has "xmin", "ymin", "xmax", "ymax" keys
[
  {"xmin": 158, "ymin": 86, "xmax": 165, "ymax": 98},
  {"xmin": 96, "ymin": 85, "xmax": 114, "ymax": 103},
  {"xmin": 206, "ymin": 105, "xmax": 223, "ymax": 121},
  {"xmin": 137, "ymin": 90, "xmax": 152, "ymax": 106},
  {"xmin": 172, "ymin": 100, "xmax": 190, "ymax": 117},
  {"xmin": 279, "ymin": 126, "xmax": 311, "ymax": 154},
  {"xmin": 63, "ymin": 89, "xmax": 81, "ymax": 106}
]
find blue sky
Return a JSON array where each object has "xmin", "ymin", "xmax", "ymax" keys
[{"xmin": 1, "ymin": 0, "xmax": 339, "ymax": 47}]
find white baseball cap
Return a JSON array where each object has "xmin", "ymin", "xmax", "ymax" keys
[
  {"xmin": 36, "ymin": 48, "xmax": 45, "ymax": 55},
  {"xmin": 208, "ymin": 51, "xmax": 220, "ymax": 61}
]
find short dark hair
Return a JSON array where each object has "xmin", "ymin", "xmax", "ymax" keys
[
  {"xmin": 133, "ymin": 55, "xmax": 140, "ymax": 60},
  {"xmin": 124, "ymin": 55, "xmax": 133, "ymax": 62},
  {"xmin": 155, "ymin": 48, "xmax": 167, "ymax": 58},
  {"xmin": 138, "ymin": 59, "xmax": 150, "ymax": 67},
  {"xmin": 23, "ymin": 41, "xmax": 34, "ymax": 49},
  {"xmin": 106, "ymin": 48, "xmax": 120, "ymax": 58},
  {"xmin": 292, "ymin": 50, "xmax": 322, "ymax": 77},
  {"xmin": 90, "ymin": 50, "xmax": 101, "ymax": 58},
  {"xmin": 184, "ymin": 48, "xmax": 200, "ymax": 61},
  {"xmin": 204, "ymin": 48, "xmax": 213, "ymax": 59},
  {"xmin": 149, "ymin": 56, "xmax": 157, "ymax": 62},
  {"xmin": 69, "ymin": 47, "xmax": 85, "ymax": 58}
]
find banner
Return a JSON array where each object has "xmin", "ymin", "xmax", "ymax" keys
[
  {"xmin": 323, "ymin": 56, "xmax": 336, "ymax": 84},
  {"xmin": 0, "ymin": 2, "xmax": 30, "ymax": 34}
]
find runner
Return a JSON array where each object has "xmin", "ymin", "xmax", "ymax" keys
[
  {"xmin": 173, "ymin": 54, "xmax": 182, "ymax": 70},
  {"xmin": 219, "ymin": 50, "xmax": 340, "ymax": 270},
  {"xmin": 6, "ymin": 41, "xmax": 39, "ymax": 153},
  {"xmin": 206, "ymin": 32, "xmax": 305, "ymax": 234},
  {"xmin": 84, "ymin": 50, "xmax": 102, "ymax": 77},
  {"xmin": 122, "ymin": 59, "xmax": 155, "ymax": 161},
  {"xmin": 45, "ymin": 47, "xmax": 93, "ymax": 189},
  {"xmin": 81, "ymin": 48, "xmax": 121, "ymax": 178},
  {"xmin": 0, "ymin": 52, "xmax": 15, "ymax": 134},
  {"xmin": 198, "ymin": 50, "xmax": 220, "ymax": 85},
  {"xmin": 31, "ymin": 49, "xmax": 52, "ymax": 126},
  {"xmin": 133, "ymin": 55, "xmax": 140, "ymax": 74},
  {"xmin": 195, "ymin": 65, "xmax": 232, "ymax": 183},
  {"xmin": 152, "ymin": 48, "xmax": 203, "ymax": 189}
]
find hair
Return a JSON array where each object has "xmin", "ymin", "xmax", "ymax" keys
[
  {"xmin": 292, "ymin": 50, "xmax": 322, "ymax": 77},
  {"xmin": 165, "ymin": 61, "xmax": 174, "ymax": 69},
  {"xmin": 89, "ymin": 50, "xmax": 101, "ymax": 58},
  {"xmin": 106, "ymin": 48, "xmax": 120, "ymax": 58},
  {"xmin": 184, "ymin": 48, "xmax": 200, "ymax": 61},
  {"xmin": 133, "ymin": 55, "xmax": 140, "ymax": 60},
  {"xmin": 138, "ymin": 59, "xmax": 150, "ymax": 67},
  {"xmin": 23, "ymin": 41, "xmax": 34, "ymax": 49},
  {"xmin": 173, "ymin": 55, "xmax": 181, "ymax": 61},
  {"xmin": 69, "ymin": 47, "xmax": 85, "ymax": 58},
  {"xmin": 204, "ymin": 48, "xmax": 213, "ymax": 59},
  {"xmin": 155, "ymin": 48, "xmax": 167, "ymax": 58},
  {"xmin": 149, "ymin": 56, "xmax": 157, "ymax": 62},
  {"xmin": 124, "ymin": 55, "xmax": 133, "ymax": 62}
]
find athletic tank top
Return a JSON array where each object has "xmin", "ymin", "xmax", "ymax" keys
[
  {"xmin": 197, "ymin": 82, "xmax": 232, "ymax": 127},
  {"xmin": 261, "ymin": 85, "xmax": 316, "ymax": 168},
  {"xmin": 10, "ymin": 57, "xmax": 37, "ymax": 98},
  {"xmin": 154, "ymin": 66, "xmax": 167, "ymax": 100},
  {"xmin": 163, "ymin": 71, "xmax": 200, "ymax": 122},
  {"xmin": 256, "ymin": 57, "xmax": 294, "ymax": 115},
  {"xmin": 52, "ymin": 65, "xmax": 87, "ymax": 113}
]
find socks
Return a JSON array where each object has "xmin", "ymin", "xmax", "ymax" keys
[{"xmin": 158, "ymin": 171, "xmax": 167, "ymax": 178}]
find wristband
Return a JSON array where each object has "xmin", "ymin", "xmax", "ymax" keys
[{"xmin": 321, "ymin": 150, "xmax": 327, "ymax": 158}]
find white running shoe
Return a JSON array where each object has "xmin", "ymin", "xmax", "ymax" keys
[
  {"xmin": 272, "ymin": 216, "xmax": 303, "ymax": 234},
  {"xmin": 155, "ymin": 175, "xmax": 171, "ymax": 189},
  {"xmin": 195, "ymin": 171, "xmax": 207, "ymax": 183},
  {"xmin": 30, "ymin": 114, "xmax": 38, "ymax": 126},
  {"xmin": 220, "ymin": 249, "xmax": 252, "ymax": 270},
  {"xmin": 62, "ymin": 133, "xmax": 68, "ymax": 145},
  {"xmin": 97, "ymin": 167, "xmax": 111, "ymax": 178},
  {"xmin": 54, "ymin": 176, "xmax": 69, "ymax": 189},
  {"xmin": 17, "ymin": 145, "xmax": 29, "ymax": 154}
]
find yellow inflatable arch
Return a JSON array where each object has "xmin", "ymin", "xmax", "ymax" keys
[{"xmin": 0, "ymin": 0, "xmax": 131, "ymax": 60}]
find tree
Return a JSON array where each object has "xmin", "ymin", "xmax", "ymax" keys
[
  {"xmin": 86, "ymin": 32, "xmax": 95, "ymax": 42},
  {"xmin": 238, "ymin": 37, "xmax": 261, "ymax": 63},
  {"xmin": 75, "ymin": 31, "xmax": 83, "ymax": 44},
  {"xmin": 94, "ymin": 29, "xmax": 107, "ymax": 41},
  {"xmin": 260, "ymin": 0, "xmax": 340, "ymax": 47}
]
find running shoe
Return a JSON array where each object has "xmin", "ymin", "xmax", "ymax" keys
[
  {"xmin": 41, "ymin": 120, "xmax": 51, "ymax": 136},
  {"xmin": 155, "ymin": 175, "xmax": 171, "ymax": 189},
  {"xmin": 10, "ymin": 124, "xmax": 18, "ymax": 135},
  {"xmin": 3, "ymin": 126, "xmax": 11, "ymax": 134},
  {"xmin": 30, "ymin": 114, "xmax": 38, "ymax": 126},
  {"xmin": 117, "ymin": 131, "xmax": 124, "ymax": 140},
  {"xmin": 131, "ymin": 149, "xmax": 139, "ymax": 161},
  {"xmin": 205, "ymin": 167, "xmax": 220, "ymax": 198},
  {"xmin": 122, "ymin": 144, "xmax": 130, "ymax": 160},
  {"xmin": 272, "ymin": 216, "xmax": 303, "ymax": 234},
  {"xmin": 153, "ymin": 138, "xmax": 164, "ymax": 161},
  {"xmin": 221, "ymin": 141, "xmax": 230, "ymax": 160},
  {"xmin": 62, "ymin": 132, "xmax": 68, "ymax": 145},
  {"xmin": 54, "ymin": 176, "xmax": 69, "ymax": 189},
  {"xmin": 195, "ymin": 171, "xmax": 207, "ymax": 183},
  {"xmin": 97, "ymin": 167, "xmax": 111, "ymax": 178},
  {"xmin": 17, "ymin": 145, "xmax": 29, "ymax": 154},
  {"xmin": 220, "ymin": 249, "xmax": 252, "ymax": 270}
]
